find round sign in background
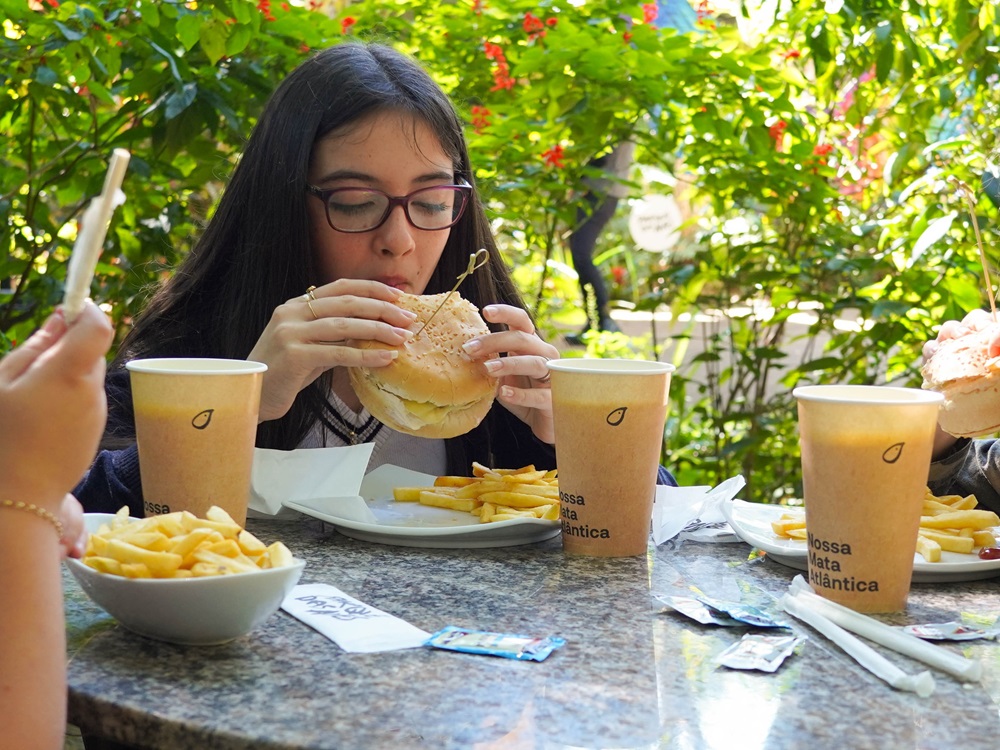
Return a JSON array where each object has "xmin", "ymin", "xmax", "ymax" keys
[{"xmin": 628, "ymin": 194, "xmax": 683, "ymax": 253}]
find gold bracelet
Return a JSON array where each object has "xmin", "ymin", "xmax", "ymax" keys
[{"xmin": 0, "ymin": 500, "xmax": 64, "ymax": 538}]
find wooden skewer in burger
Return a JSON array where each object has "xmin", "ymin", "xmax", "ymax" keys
[
  {"xmin": 350, "ymin": 250, "xmax": 500, "ymax": 438},
  {"xmin": 921, "ymin": 177, "xmax": 1000, "ymax": 437}
]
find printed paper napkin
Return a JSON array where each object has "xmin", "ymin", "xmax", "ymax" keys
[{"xmin": 282, "ymin": 583, "xmax": 430, "ymax": 652}]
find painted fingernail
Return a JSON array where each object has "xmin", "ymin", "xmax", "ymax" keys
[
  {"xmin": 483, "ymin": 305, "xmax": 498, "ymax": 317},
  {"xmin": 401, "ymin": 309, "xmax": 418, "ymax": 319},
  {"xmin": 484, "ymin": 359, "xmax": 502, "ymax": 373},
  {"xmin": 462, "ymin": 339, "xmax": 482, "ymax": 355},
  {"xmin": 500, "ymin": 386, "xmax": 514, "ymax": 398},
  {"xmin": 394, "ymin": 327, "xmax": 413, "ymax": 338}
]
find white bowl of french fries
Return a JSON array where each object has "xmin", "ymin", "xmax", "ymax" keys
[{"xmin": 65, "ymin": 507, "xmax": 305, "ymax": 645}]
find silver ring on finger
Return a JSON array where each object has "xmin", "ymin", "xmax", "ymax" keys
[{"xmin": 535, "ymin": 356, "xmax": 552, "ymax": 384}]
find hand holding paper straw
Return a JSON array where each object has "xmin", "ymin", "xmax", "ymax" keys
[
  {"xmin": 63, "ymin": 148, "xmax": 130, "ymax": 324},
  {"xmin": 780, "ymin": 591, "xmax": 936, "ymax": 697},
  {"xmin": 788, "ymin": 576, "xmax": 981, "ymax": 682}
]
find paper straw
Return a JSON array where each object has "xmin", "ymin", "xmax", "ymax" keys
[
  {"xmin": 780, "ymin": 592, "xmax": 936, "ymax": 697},
  {"xmin": 63, "ymin": 148, "xmax": 130, "ymax": 323},
  {"xmin": 787, "ymin": 576, "xmax": 981, "ymax": 682}
]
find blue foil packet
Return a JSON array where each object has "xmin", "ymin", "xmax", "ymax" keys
[
  {"xmin": 424, "ymin": 625, "xmax": 565, "ymax": 662},
  {"xmin": 695, "ymin": 594, "xmax": 791, "ymax": 629}
]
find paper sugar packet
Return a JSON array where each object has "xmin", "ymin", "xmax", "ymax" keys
[{"xmin": 281, "ymin": 583, "xmax": 430, "ymax": 652}]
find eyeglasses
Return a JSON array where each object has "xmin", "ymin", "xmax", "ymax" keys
[{"xmin": 306, "ymin": 182, "xmax": 473, "ymax": 233}]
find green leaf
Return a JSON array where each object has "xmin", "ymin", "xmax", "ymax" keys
[
  {"xmin": 176, "ymin": 14, "xmax": 203, "ymax": 51},
  {"xmin": 199, "ymin": 19, "xmax": 229, "ymax": 65},
  {"xmin": 54, "ymin": 22, "xmax": 85, "ymax": 42},
  {"xmin": 165, "ymin": 82, "xmax": 198, "ymax": 120},
  {"xmin": 226, "ymin": 24, "xmax": 253, "ymax": 56},
  {"xmin": 910, "ymin": 212, "xmax": 956, "ymax": 267}
]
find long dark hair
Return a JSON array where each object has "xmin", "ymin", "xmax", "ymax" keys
[{"xmin": 112, "ymin": 42, "xmax": 526, "ymax": 450}]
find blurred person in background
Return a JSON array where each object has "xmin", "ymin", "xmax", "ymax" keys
[{"xmin": 0, "ymin": 300, "xmax": 112, "ymax": 750}]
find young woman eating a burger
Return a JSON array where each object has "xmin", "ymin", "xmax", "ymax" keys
[{"xmin": 75, "ymin": 42, "xmax": 678, "ymax": 516}]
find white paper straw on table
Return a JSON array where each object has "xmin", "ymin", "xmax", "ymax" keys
[
  {"xmin": 788, "ymin": 576, "xmax": 981, "ymax": 682},
  {"xmin": 63, "ymin": 148, "xmax": 130, "ymax": 323},
  {"xmin": 780, "ymin": 592, "xmax": 936, "ymax": 697}
]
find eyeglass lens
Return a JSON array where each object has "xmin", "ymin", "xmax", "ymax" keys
[{"xmin": 325, "ymin": 186, "xmax": 468, "ymax": 232}]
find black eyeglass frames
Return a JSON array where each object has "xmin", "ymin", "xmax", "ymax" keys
[{"xmin": 306, "ymin": 181, "xmax": 472, "ymax": 233}]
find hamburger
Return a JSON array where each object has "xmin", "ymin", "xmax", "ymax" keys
[
  {"xmin": 921, "ymin": 323, "xmax": 1000, "ymax": 437},
  {"xmin": 349, "ymin": 291, "xmax": 499, "ymax": 438}
]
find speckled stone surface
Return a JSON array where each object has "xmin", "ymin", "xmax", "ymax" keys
[{"xmin": 64, "ymin": 518, "xmax": 1000, "ymax": 749}]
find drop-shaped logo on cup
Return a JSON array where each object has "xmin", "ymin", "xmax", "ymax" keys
[
  {"xmin": 882, "ymin": 442, "xmax": 904, "ymax": 464},
  {"xmin": 606, "ymin": 407, "xmax": 628, "ymax": 426},
  {"xmin": 191, "ymin": 409, "xmax": 214, "ymax": 430}
]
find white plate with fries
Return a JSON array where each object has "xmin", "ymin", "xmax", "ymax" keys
[
  {"xmin": 283, "ymin": 464, "xmax": 561, "ymax": 549},
  {"xmin": 722, "ymin": 499, "xmax": 1000, "ymax": 584}
]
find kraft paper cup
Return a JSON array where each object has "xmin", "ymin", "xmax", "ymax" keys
[
  {"xmin": 793, "ymin": 385, "xmax": 943, "ymax": 613},
  {"xmin": 547, "ymin": 358, "xmax": 674, "ymax": 557},
  {"xmin": 126, "ymin": 358, "xmax": 267, "ymax": 525}
]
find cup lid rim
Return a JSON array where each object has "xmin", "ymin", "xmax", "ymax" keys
[
  {"xmin": 792, "ymin": 384, "xmax": 944, "ymax": 405},
  {"xmin": 125, "ymin": 358, "xmax": 268, "ymax": 375}
]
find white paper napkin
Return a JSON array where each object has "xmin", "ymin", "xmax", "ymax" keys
[
  {"xmin": 652, "ymin": 475, "xmax": 746, "ymax": 545},
  {"xmin": 281, "ymin": 583, "xmax": 430, "ymax": 652},
  {"xmin": 248, "ymin": 444, "xmax": 375, "ymax": 516}
]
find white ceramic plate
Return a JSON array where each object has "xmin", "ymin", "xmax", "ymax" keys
[
  {"xmin": 721, "ymin": 499, "xmax": 1000, "ymax": 584},
  {"xmin": 283, "ymin": 464, "xmax": 560, "ymax": 549}
]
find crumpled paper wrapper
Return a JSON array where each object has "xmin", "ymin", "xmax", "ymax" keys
[
  {"xmin": 248, "ymin": 443, "xmax": 375, "ymax": 518},
  {"xmin": 652, "ymin": 475, "xmax": 746, "ymax": 545}
]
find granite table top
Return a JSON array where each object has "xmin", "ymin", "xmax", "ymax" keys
[{"xmin": 64, "ymin": 516, "xmax": 1000, "ymax": 750}]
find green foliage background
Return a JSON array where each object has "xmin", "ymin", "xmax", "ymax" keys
[{"xmin": 3, "ymin": 0, "xmax": 1000, "ymax": 502}]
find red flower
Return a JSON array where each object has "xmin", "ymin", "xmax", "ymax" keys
[
  {"xmin": 546, "ymin": 17, "xmax": 558, "ymax": 27},
  {"xmin": 256, "ymin": 0, "xmax": 276, "ymax": 21},
  {"xmin": 470, "ymin": 105, "xmax": 492, "ymax": 133},
  {"xmin": 44, "ymin": 0, "xmax": 59, "ymax": 6},
  {"xmin": 484, "ymin": 42, "xmax": 504, "ymax": 61},
  {"xmin": 341, "ymin": 16, "xmax": 357, "ymax": 34},
  {"xmin": 623, "ymin": 31, "xmax": 633, "ymax": 43},
  {"xmin": 523, "ymin": 12, "xmax": 544, "ymax": 33},
  {"xmin": 611, "ymin": 266, "xmax": 627, "ymax": 285},
  {"xmin": 784, "ymin": 49, "xmax": 801, "ymax": 60},
  {"xmin": 541, "ymin": 144, "xmax": 565, "ymax": 169},
  {"xmin": 642, "ymin": 3, "xmax": 658, "ymax": 24},
  {"xmin": 812, "ymin": 143, "xmax": 833, "ymax": 156},
  {"xmin": 768, "ymin": 120, "xmax": 787, "ymax": 151},
  {"xmin": 281, "ymin": 2, "xmax": 290, "ymax": 10}
]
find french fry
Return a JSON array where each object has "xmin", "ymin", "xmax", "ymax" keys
[
  {"xmin": 82, "ymin": 506, "xmax": 296, "ymax": 579},
  {"xmin": 433, "ymin": 476, "xmax": 478, "ymax": 487},
  {"xmin": 478, "ymin": 491, "xmax": 559, "ymax": 508},
  {"xmin": 418, "ymin": 491, "xmax": 477, "ymax": 513},
  {"xmin": 916, "ymin": 535, "xmax": 941, "ymax": 563},
  {"xmin": 393, "ymin": 487, "xmax": 425, "ymax": 502}
]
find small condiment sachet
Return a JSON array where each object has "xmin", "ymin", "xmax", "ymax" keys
[
  {"xmin": 424, "ymin": 625, "xmax": 565, "ymax": 662},
  {"xmin": 281, "ymin": 583, "xmax": 430, "ymax": 652},
  {"xmin": 657, "ymin": 594, "xmax": 790, "ymax": 629},
  {"xmin": 652, "ymin": 475, "xmax": 745, "ymax": 545},
  {"xmin": 717, "ymin": 633, "xmax": 806, "ymax": 673},
  {"xmin": 901, "ymin": 622, "xmax": 996, "ymax": 641}
]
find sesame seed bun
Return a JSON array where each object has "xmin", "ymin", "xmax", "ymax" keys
[{"xmin": 349, "ymin": 292, "xmax": 499, "ymax": 439}]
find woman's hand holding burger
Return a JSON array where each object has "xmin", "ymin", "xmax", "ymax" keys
[
  {"xmin": 461, "ymin": 304, "xmax": 559, "ymax": 445},
  {"xmin": 248, "ymin": 279, "xmax": 417, "ymax": 423},
  {"xmin": 922, "ymin": 308, "xmax": 1000, "ymax": 456}
]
